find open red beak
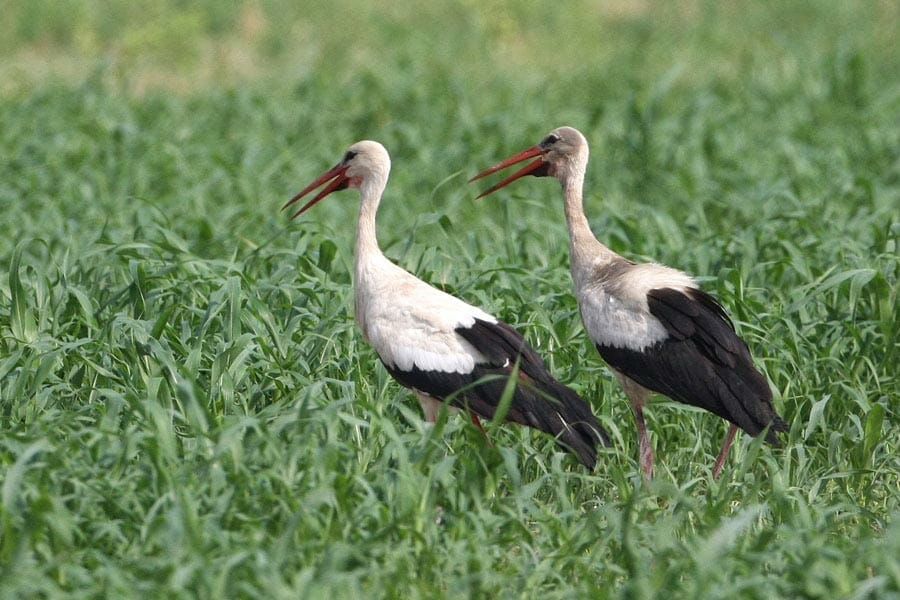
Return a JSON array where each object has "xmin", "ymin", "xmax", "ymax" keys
[
  {"xmin": 282, "ymin": 162, "xmax": 350, "ymax": 219},
  {"xmin": 469, "ymin": 145, "xmax": 547, "ymax": 199}
]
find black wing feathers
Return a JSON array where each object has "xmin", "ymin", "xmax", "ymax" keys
[
  {"xmin": 455, "ymin": 319, "xmax": 551, "ymax": 380},
  {"xmin": 386, "ymin": 318, "xmax": 609, "ymax": 468},
  {"xmin": 648, "ymin": 288, "xmax": 739, "ymax": 366},
  {"xmin": 599, "ymin": 287, "xmax": 786, "ymax": 445}
]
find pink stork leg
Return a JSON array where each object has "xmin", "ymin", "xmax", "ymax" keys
[
  {"xmin": 416, "ymin": 392, "xmax": 442, "ymax": 423},
  {"xmin": 415, "ymin": 392, "xmax": 493, "ymax": 446},
  {"xmin": 470, "ymin": 413, "xmax": 493, "ymax": 447},
  {"xmin": 634, "ymin": 404, "xmax": 654, "ymax": 480},
  {"xmin": 712, "ymin": 423, "xmax": 739, "ymax": 480},
  {"xmin": 617, "ymin": 373, "xmax": 654, "ymax": 480}
]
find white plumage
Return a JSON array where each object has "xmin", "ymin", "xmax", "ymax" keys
[
  {"xmin": 283, "ymin": 139, "xmax": 609, "ymax": 467},
  {"xmin": 578, "ymin": 263, "xmax": 696, "ymax": 351},
  {"xmin": 472, "ymin": 126, "xmax": 787, "ymax": 480},
  {"xmin": 357, "ymin": 255, "xmax": 495, "ymax": 374}
]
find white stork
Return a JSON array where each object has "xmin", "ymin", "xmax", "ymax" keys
[
  {"xmin": 283, "ymin": 140, "xmax": 609, "ymax": 468},
  {"xmin": 471, "ymin": 126, "xmax": 787, "ymax": 479}
]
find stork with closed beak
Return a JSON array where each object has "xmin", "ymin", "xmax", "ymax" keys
[
  {"xmin": 284, "ymin": 140, "xmax": 609, "ymax": 468},
  {"xmin": 471, "ymin": 126, "xmax": 787, "ymax": 479}
]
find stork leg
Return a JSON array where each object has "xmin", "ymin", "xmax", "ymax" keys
[
  {"xmin": 712, "ymin": 423, "xmax": 739, "ymax": 480},
  {"xmin": 415, "ymin": 392, "xmax": 492, "ymax": 445},
  {"xmin": 470, "ymin": 413, "xmax": 493, "ymax": 447},
  {"xmin": 416, "ymin": 392, "xmax": 442, "ymax": 423},
  {"xmin": 634, "ymin": 404, "xmax": 654, "ymax": 480},
  {"xmin": 616, "ymin": 372, "xmax": 654, "ymax": 480}
]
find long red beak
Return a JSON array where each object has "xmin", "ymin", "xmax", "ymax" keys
[
  {"xmin": 282, "ymin": 162, "xmax": 349, "ymax": 219},
  {"xmin": 469, "ymin": 145, "xmax": 545, "ymax": 199}
]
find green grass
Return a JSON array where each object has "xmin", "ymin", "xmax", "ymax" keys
[{"xmin": 1, "ymin": 1, "xmax": 898, "ymax": 597}]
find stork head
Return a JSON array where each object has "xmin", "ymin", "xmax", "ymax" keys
[
  {"xmin": 283, "ymin": 140, "xmax": 391, "ymax": 218},
  {"xmin": 470, "ymin": 126, "xmax": 589, "ymax": 198}
]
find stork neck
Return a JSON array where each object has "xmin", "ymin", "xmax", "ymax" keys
[
  {"xmin": 563, "ymin": 181, "xmax": 606, "ymax": 256},
  {"xmin": 562, "ymin": 179, "xmax": 618, "ymax": 280},
  {"xmin": 351, "ymin": 182, "xmax": 389, "ymax": 339},
  {"xmin": 355, "ymin": 190, "xmax": 381, "ymax": 261},
  {"xmin": 562, "ymin": 180, "xmax": 594, "ymax": 251}
]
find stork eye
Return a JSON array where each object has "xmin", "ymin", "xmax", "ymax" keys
[
  {"xmin": 343, "ymin": 150, "xmax": 357, "ymax": 162},
  {"xmin": 541, "ymin": 133, "xmax": 561, "ymax": 147}
]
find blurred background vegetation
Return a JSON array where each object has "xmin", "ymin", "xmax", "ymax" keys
[
  {"xmin": 2, "ymin": 0, "xmax": 897, "ymax": 96},
  {"xmin": 2, "ymin": 0, "xmax": 897, "ymax": 262}
]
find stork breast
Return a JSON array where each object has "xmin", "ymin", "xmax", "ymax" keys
[{"xmin": 579, "ymin": 287, "xmax": 669, "ymax": 351}]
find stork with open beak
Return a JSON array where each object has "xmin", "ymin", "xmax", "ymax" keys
[
  {"xmin": 471, "ymin": 126, "xmax": 787, "ymax": 479},
  {"xmin": 283, "ymin": 140, "xmax": 609, "ymax": 468}
]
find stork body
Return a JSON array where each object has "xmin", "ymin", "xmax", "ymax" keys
[
  {"xmin": 284, "ymin": 141, "xmax": 609, "ymax": 468},
  {"xmin": 472, "ymin": 127, "xmax": 787, "ymax": 479}
]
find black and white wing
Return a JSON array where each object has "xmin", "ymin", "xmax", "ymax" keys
[
  {"xmin": 579, "ymin": 262, "xmax": 786, "ymax": 443},
  {"xmin": 362, "ymin": 270, "xmax": 609, "ymax": 467},
  {"xmin": 596, "ymin": 285, "xmax": 786, "ymax": 443}
]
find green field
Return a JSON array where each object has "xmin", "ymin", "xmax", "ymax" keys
[{"xmin": 1, "ymin": 1, "xmax": 898, "ymax": 597}]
